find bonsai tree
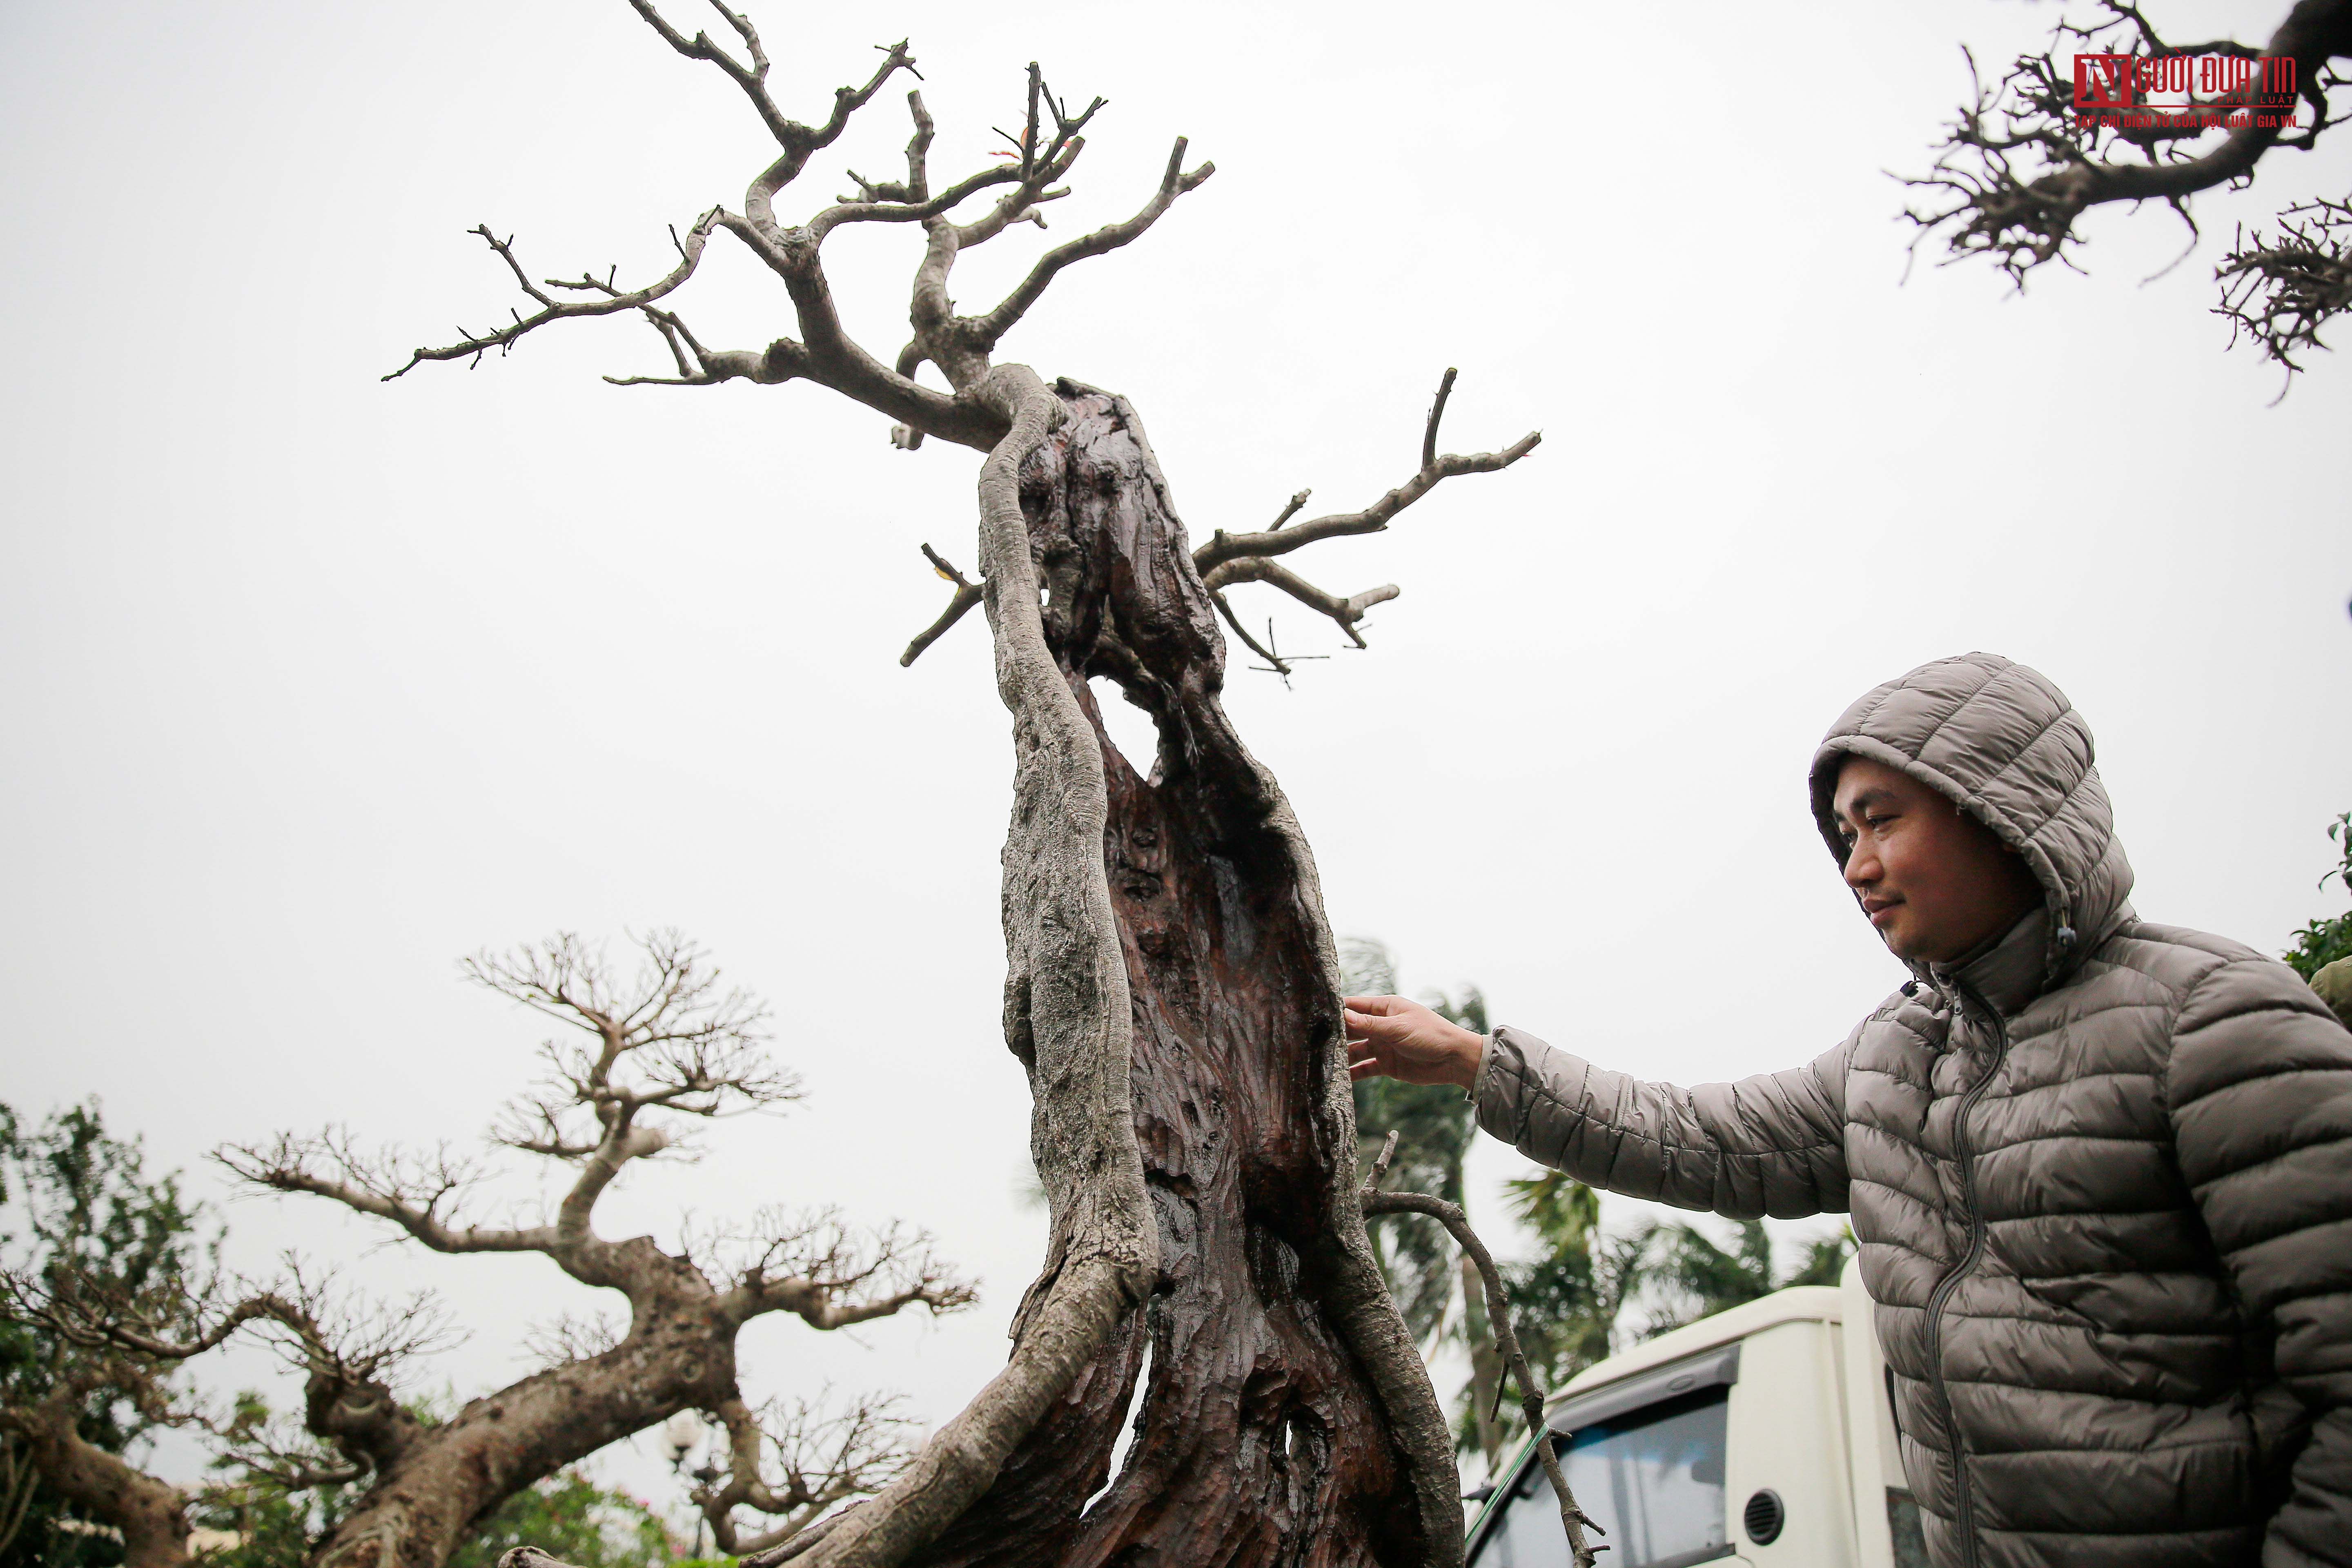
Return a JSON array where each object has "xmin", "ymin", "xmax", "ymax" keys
[
  {"xmin": 7, "ymin": 934, "xmax": 964, "ymax": 1568},
  {"xmin": 387, "ymin": 6, "xmax": 1541, "ymax": 1565}
]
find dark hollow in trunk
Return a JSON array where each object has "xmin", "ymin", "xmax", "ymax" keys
[{"xmin": 914, "ymin": 385, "xmax": 1450, "ymax": 1568}]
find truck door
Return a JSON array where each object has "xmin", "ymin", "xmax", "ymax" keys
[{"xmin": 1466, "ymin": 1346, "xmax": 1742, "ymax": 1568}]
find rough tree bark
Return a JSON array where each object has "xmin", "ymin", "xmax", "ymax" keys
[
  {"xmin": 390, "ymin": 9, "xmax": 1541, "ymax": 1564},
  {"xmin": 1, "ymin": 1381, "xmax": 191, "ymax": 1568},
  {"xmin": 876, "ymin": 381, "xmax": 1467, "ymax": 1568}
]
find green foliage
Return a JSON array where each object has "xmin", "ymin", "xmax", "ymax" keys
[
  {"xmin": 450, "ymin": 1472, "xmax": 677, "ymax": 1568},
  {"xmin": 185, "ymin": 1389, "xmax": 365, "ymax": 1568},
  {"xmin": 1497, "ymin": 1170, "xmax": 1648, "ymax": 1396},
  {"xmin": 1, "ymin": 1101, "xmax": 212, "ymax": 1568},
  {"xmin": 1782, "ymin": 1230, "xmax": 1855, "ymax": 1288},
  {"xmin": 193, "ymin": 1464, "xmax": 675, "ymax": 1568},
  {"xmin": 1646, "ymin": 1220, "xmax": 1853, "ymax": 1336},
  {"xmin": 0, "ymin": 1104, "xmax": 207, "ymax": 1300},
  {"xmin": 1497, "ymin": 1177, "xmax": 1852, "ymax": 1401},
  {"xmin": 192, "ymin": 1479, "xmax": 350, "ymax": 1568},
  {"xmin": 2284, "ymin": 811, "xmax": 2352, "ymax": 982}
]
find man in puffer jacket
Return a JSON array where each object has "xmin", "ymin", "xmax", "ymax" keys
[{"xmin": 1345, "ymin": 653, "xmax": 2352, "ymax": 1568}]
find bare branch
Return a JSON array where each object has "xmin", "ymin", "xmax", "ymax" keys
[
  {"xmin": 699, "ymin": 1391, "xmax": 915, "ymax": 1555},
  {"xmin": 1901, "ymin": 0, "xmax": 2352, "ymax": 293},
  {"xmin": 1189, "ymin": 373, "xmax": 1543, "ymax": 672},
  {"xmin": 467, "ymin": 929, "xmax": 799, "ymax": 1140},
  {"xmin": 627, "ymin": 1, "xmax": 916, "ymax": 177},
  {"xmin": 802, "ymin": 160, "xmax": 1034, "ymax": 243},
  {"xmin": 7, "ymin": 1254, "xmax": 447, "ymax": 1442},
  {"xmin": 1198, "ymin": 557, "xmax": 1397, "ymax": 649},
  {"xmin": 2216, "ymin": 196, "xmax": 2352, "ymax": 376},
  {"xmin": 520, "ymin": 1307, "xmax": 626, "ymax": 1368},
  {"xmin": 448, "ymin": 931, "xmax": 806, "ymax": 1266},
  {"xmin": 1363, "ymin": 1188, "xmax": 1603, "ymax": 1568},
  {"xmin": 952, "ymin": 186, "xmax": 1062, "ymax": 249},
  {"xmin": 697, "ymin": 209, "xmax": 1009, "ymax": 448},
  {"xmin": 1421, "ymin": 368, "xmax": 1456, "ymax": 473},
  {"xmin": 843, "ymin": 89, "xmax": 935, "ymax": 204},
  {"xmin": 902, "ymin": 597, "xmax": 983, "ymax": 662},
  {"xmin": 1360, "ymin": 1130, "xmax": 1400, "ymax": 1196},
  {"xmin": 1194, "ymin": 373, "xmax": 1540, "ymax": 575},
  {"xmin": 385, "ymin": 34, "xmax": 1197, "ymax": 454},
  {"xmin": 216, "ymin": 1133, "xmax": 554, "ymax": 1255},
  {"xmin": 1209, "ymin": 592, "xmax": 1292, "ymax": 678},
  {"xmin": 5, "ymin": 1274, "xmax": 283, "ymax": 1365},
  {"xmin": 900, "ymin": 545, "xmax": 984, "ymax": 666},
  {"xmin": 384, "ymin": 218, "xmax": 719, "ymax": 381},
  {"xmin": 967, "ymin": 138, "xmax": 1215, "ymax": 350},
  {"xmin": 710, "ymin": 1210, "xmax": 977, "ymax": 1329}
]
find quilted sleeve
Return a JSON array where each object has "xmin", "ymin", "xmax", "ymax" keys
[
  {"xmin": 1472, "ymin": 1024, "xmax": 1853, "ymax": 1219},
  {"xmin": 2167, "ymin": 957, "xmax": 2352, "ymax": 1568}
]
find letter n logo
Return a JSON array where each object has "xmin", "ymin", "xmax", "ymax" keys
[{"xmin": 2073, "ymin": 54, "xmax": 2136, "ymax": 109}]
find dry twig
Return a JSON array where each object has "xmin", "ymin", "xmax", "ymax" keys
[
  {"xmin": 2217, "ymin": 196, "xmax": 2352, "ymax": 379},
  {"xmin": 1191, "ymin": 368, "xmax": 1538, "ymax": 668},
  {"xmin": 1361, "ymin": 1175, "xmax": 1604, "ymax": 1568},
  {"xmin": 1900, "ymin": 0, "xmax": 2352, "ymax": 381},
  {"xmin": 900, "ymin": 544, "xmax": 984, "ymax": 667},
  {"xmin": 688, "ymin": 1391, "xmax": 916, "ymax": 1555}
]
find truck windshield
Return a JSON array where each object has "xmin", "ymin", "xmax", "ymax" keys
[{"xmin": 1470, "ymin": 1389, "xmax": 1730, "ymax": 1568}]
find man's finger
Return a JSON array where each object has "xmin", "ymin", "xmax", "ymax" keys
[
  {"xmin": 1342, "ymin": 994, "xmax": 1408, "ymax": 1015},
  {"xmin": 1348, "ymin": 1057, "xmax": 1386, "ymax": 1081}
]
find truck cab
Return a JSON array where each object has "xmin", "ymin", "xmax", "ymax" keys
[{"xmin": 1465, "ymin": 1258, "xmax": 1929, "ymax": 1568}]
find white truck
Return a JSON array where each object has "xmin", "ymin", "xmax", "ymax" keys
[{"xmin": 1465, "ymin": 1258, "xmax": 1929, "ymax": 1568}]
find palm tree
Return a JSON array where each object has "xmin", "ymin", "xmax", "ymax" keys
[
  {"xmin": 1498, "ymin": 1171, "xmax": 1654, "ymax": 1397},
  {"xmin": 1645, "ymin": 1219, "xmax": 1852, "ymax": 1335}
]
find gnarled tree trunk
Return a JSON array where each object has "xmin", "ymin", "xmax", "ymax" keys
[
  {"xmin": 301, "ymin": 1296, "xmax": 735, "ymax": 1568},
  {"xmin": 6, "ymin": 1393, "xmax": 191, "ymax": 1568},
  {"xmin": 387, "ymin": 17, "xmax": 1544, "ymax": 1560},
  {"xmin": 902, "ymin": 383, "xmax": 1459, "ymax": 1568}
]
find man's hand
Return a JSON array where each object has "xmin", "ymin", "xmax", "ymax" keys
[{"xmin": 1343, "ymin": 995, "xmax": 1485, "ymax": 1090}]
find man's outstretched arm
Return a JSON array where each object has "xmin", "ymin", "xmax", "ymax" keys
[{"xmin": 1345, "ymin": 996, "xmax": 1853, "ymax": 1220}]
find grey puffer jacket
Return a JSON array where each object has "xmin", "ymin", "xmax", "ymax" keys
[{"xmin": 1477, "ymin": 653, "xmax": 2352, "ymax": 1568}]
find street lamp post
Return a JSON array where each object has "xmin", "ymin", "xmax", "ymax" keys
[{"xmin": 662, "ymin": 1411, "xmax": 720, "ymax": 1560}]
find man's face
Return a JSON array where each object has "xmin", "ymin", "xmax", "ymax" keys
[{"xmin": 1831, "ymin": 757, "xmax": 2043, "ymax": 964}]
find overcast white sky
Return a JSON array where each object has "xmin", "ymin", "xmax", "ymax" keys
[{"xmin": 4, "ymin": 0, "xmax": 2347, "ymax": 1519}]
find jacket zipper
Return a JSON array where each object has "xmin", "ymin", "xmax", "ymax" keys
[{"xmin": 1921, "ymin": 982, "xmax": 2009, "ymax": 1568}]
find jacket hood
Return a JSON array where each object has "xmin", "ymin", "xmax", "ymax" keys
[{"xmin": 1806, "ymin": 652, "xmax": 2135, "ymax": 986}]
